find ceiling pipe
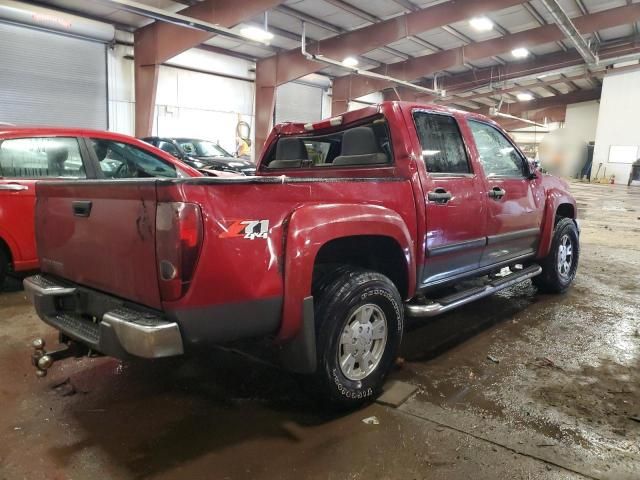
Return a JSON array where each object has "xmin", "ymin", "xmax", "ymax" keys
[
  {"xmin": 300, "ymin": 22, "xmax": 446, "ymax": 98},
  {"xmin": 489, "ymin": 109, "xmax": 548, "ymax": 128},
  {"xmin": 538, "ymin": 0, "xmax": 598, "ymax": 64},
  {"xmin": 93, "ymin": 0, "xmax": 271, "ymax": 48}
]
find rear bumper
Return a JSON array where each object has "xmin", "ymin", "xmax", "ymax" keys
[{"xmin": 24, "ymin": 275, "xmax": 183, "ymax": 359}]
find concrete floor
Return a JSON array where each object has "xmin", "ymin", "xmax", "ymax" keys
[{"xmin": 1, "ymin": 181, "xmax": 639, "ymax": 480}]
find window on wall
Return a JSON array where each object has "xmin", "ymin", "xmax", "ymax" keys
[
  {"xmin": 88, "ymin": 139, "xmax": 183, "ymax": 179},
  {"xmin": 413, "ymin": 112, "xmax": 471, "ymax": 174},
  {"xmin": 0, "ymin": 137, "xmax": 85, "ymax": 178},
  {"xmin": 468, "ymin": 121, "xmax": 525, "ymax": 177}
]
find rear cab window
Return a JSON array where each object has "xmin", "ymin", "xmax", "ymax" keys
[
  {"xmin": 0, "ymin": 137, "xmax": 86, "ymax": 178},
  {"xmin": 262, "ymin": 116, "xmax": 393, "ymax": 170}
]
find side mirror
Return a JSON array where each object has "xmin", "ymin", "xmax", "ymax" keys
[{"xmin": 526, "ymin": 157, "xmax": 540, "ymax": 179}]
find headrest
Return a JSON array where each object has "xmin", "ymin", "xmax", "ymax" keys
[
  {"xmin": 47, "ymin": 145, "xmax": 69, "ymax": 163},
  {"xmin": 275, "ymin": 137, "xmax": 308, "ymax": 161},
  {"xmin": 340, "ymin": 127, "xmax": 379, "ymax": 156}
]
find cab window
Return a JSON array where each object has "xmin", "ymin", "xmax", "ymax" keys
[
  {"xmin": 158, "ymin": 141, "xmax": 181, "ymax": 158},
  {"xmin": 89, "ymin": 139, "xmax": 183, "ymax": 179},
  {"xmin": 264, "ymin": 117, "xmax": 392, "ymax": 169},
  {"xmin": 0, "ymin": 137, "xmax": 85, "ymax": 178},
  {"xmin": 468, "ymin": 121, "xmax": 526, "ymax": 177},
  {"xmin": 413, "ymin": 112, "xmax": 470, "ymax": 174}
]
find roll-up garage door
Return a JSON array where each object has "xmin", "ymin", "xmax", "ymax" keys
[
  {"xmin": 0, "ymin": 22, "xmax": 107, "ymax": 129},
  {"xmin": 275, "ymin": 82, "xmax": 324, "ymax": 125}
]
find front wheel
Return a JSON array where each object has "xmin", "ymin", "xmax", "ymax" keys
[
  {"xmin": 311, "ymin": 268, "xmax": 404, "ymax": 410},
  {"xmin": 0, "ymin": 249, "xmax": 8, "ymax": 290},
  {"xmin": 533, "ymin": 217, "xmax": 580, "ymax": 293}
]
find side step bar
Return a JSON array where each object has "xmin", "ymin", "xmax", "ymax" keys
[{"xmin": 406, "ymin": 264, "xmax": 542, "ymax": 318}]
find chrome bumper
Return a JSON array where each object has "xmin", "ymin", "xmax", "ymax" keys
[{"xmin": 24, "ymin": 275, "xmax": 183, "ymax": 359}]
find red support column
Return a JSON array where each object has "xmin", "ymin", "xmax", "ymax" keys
[
  {"xmin": 254, "ymin": 57, "xmax": 277, "ymax": 159},
  {"xmin": 134, "ymin": 62, "xmax": 159, "ymax": 138}
]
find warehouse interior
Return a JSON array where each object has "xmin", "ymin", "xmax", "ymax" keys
[{"xmin": 1, "ymin": 0, "xmax": 640, "ymax": 479}]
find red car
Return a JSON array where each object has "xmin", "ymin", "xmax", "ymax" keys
[
  {"xmin": 0, "ymin": 127, "xmax": 200, "ymax": 285},
  {"xmin": 25, "ymin": 102, "xmax": 579, "ymax": 408}
]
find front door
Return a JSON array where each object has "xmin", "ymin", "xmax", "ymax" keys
[
  {"xmin": 465, "ymin": 120, "xmax": 543, "ymax": 267},
  {"xmin": 413, "ymin": 111, "xmax": 487, "ymax": 287},
  {"xmin": 0, "ymin": 136, "xmax": 87, "ymax": 271}
]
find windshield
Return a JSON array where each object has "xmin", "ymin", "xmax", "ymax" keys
[{"xmin": 178, "ymin": 140, "xmax": 232, "ymax": 158}]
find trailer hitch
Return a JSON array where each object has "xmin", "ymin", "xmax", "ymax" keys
[{"xmin": 31, "ymin": 337, "xmax": 88, "ymax": 377}]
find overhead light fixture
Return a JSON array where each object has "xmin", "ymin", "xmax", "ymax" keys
[
  {"xmin": 512, "ymin": 47, "xmax": 530, "ymax": 59},
  {"xmin": 342, "ymin": 56, "xmax": 359, "ymax": 67},
  {"xmin": 516, "ymin": 92, "xmax": 534, "ymax": 101},
  {"xmin": 469, "ymin": 17, "xmax": 494, "ymax": 32},
  {"xmin": 240, "ymin": 25, "xmax": 273, "ymax": 43}
]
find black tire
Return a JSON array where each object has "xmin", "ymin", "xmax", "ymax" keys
[
  {"xmin": 311, "ymin": 267, "xmax": 404, "ymax": 410},
  {"xmin": 533, "ymin": 217, "xmax": 579, "ymax": 293},
  {"xmin": 0, "ymin": 249, "xmax": 7, "ymax": 290}
]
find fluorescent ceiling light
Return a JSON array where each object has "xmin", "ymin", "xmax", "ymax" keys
[
  {"xmin": 240, "ymin": 26, "xmax": 273, "ymax": 43},
  {"xmin": 469, "ymin": 17, "xmax": 494, "ymax": 32},
  {"xmin": 516, "ymin": 92, "xmax": 534, "ymax": 101},
  {"xmin": 512, "ymin": 47, "xmax": 530, "ymax": 59},
  {"xmin": 342, "ymin": 56, "xmax": 359, "ymax": 67}
]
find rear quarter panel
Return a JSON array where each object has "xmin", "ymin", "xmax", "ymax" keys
[{"xmin": 158, "ymin": 177, "xmax": 418, "ymax": 341}]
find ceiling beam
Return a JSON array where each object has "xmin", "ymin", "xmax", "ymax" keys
[
  {"xmin": 477, "ymin": 87, "xmax": 601, "ymax": 117},
  {"xmin": 257, "ymin": 0, "xmax": 527, "ymax": 87},
  {"xmin": 438, "ymin": 72, "xmax": 602, "ymax": 105},
  {"xmin": 331, "ymin": 3, "xmax": 640, "ymax": 109},
  {"xmin": 134, "ymin": 0, "xmax": 284, "ymax": 66}
]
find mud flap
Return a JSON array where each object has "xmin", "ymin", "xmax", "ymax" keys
[{"xmin": 279, "ymin": 296, "xmax": 317, "ymax": 374}]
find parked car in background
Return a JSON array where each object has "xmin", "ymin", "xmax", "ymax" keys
[
  {"xmin": 0, "ymin": 126, "xmax": 201, "ymax": 286},
  {"xmin": 142, "ymin": 136, "xmax": 256, "ymax": 176},
  {"xmin": 25, "ymin": 102, "xmax": 579, "ymax": 408}
]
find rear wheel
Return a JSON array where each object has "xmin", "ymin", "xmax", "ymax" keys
[
  {"xmin": 533, "ymin": 217, "xmax": 579, "ymax": 293},
  {"xmin": 311, "ymin": 267, "xmax": 403, "ymax": 410}
]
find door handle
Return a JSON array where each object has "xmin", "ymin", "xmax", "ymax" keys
[
  {"xmin": 72, "ymin": 200, "xmax": 92, "ymax": 217},
  {"xmin": 0, "ymin": 183, "xmax": 28, "ymax": 191},
  {"xmin": 428, "ymin": 188, "xmax": 452, "ymax": 204},
  {"xmin": 488, "ymin": 187, "xmax": 506, "ymax": 200}
]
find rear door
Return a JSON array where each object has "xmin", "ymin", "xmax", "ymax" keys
[
  {"xmin": 0, "ymin": 136, "xmax": 87, "ymax": 271},
  {"xmin": 413, "ymin": 110, "xmax": 488, "ymax": 287},
  {"xmin": 465, "ymin": 120, "xmax": 543, "ymax": 266}
]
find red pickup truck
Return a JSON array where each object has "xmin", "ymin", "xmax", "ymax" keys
[{"xmin": 25, "ymin": 102, "xmax": 579, "ymax": 408}]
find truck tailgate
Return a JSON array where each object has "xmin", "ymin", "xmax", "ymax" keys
[{"xmin": 35, "ymin": 181, "xmax": 162, "ymax": 310}]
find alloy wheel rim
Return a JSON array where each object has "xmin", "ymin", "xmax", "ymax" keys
[
  {"xmin": 557, "ymin": 234, "xmax": 574, "ymax": 279},
  {"xmin": 338, "ymin": 304, "xmax": 388, "ymax": 381}
]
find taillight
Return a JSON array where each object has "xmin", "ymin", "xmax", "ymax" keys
[{"xmin": 156, "ymin": 202, "xmax": 203, "ymax": 301}]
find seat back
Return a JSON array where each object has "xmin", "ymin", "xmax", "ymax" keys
[
  {"xmin": 332, "ymin": 127, "xmax": 388, "ymax": 166},
  {"xmin": 269, "ymin": 137, "xmax": 308, "ymax": 169}
]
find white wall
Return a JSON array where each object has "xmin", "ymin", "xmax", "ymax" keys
[
  {"xmin": 565, "ymin": 100, "xmax": 599, "ymax": 143},
  {"xmin": 592, "ymin": 68, "xmax": 640, "ymax": 184},
  {"xmin": 107, "ymin": 42, "xmax": 256, "ymax": 158},
  {"xmin": 107, "ymin": 44, "xmax": 135, "ymax": 135}
]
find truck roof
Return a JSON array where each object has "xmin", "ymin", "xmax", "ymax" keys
[
  {"xmin": 272, "ymin": 101, "xmax": 498, "ymax": 136},
  {"xmin": 0, "ymin": 125, "xmax": 142, "ymax": 143}
]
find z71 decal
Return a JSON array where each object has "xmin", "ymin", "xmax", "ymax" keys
[{"xmin": 219, "ymin": 220, "xmax": 270, "ymax": 240}]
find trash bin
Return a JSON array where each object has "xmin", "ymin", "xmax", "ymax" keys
[{"xmin": 629, "ymin": 159, "xmax": 640, "ymax": 186}]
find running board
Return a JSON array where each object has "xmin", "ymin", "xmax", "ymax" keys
[{"xmin": 405, "ymin": 264, "xmax": 542, "ymax": 318}]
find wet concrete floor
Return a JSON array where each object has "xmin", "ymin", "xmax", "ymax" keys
[{"xmin": 0, "ymin": 181, "xmax": 638, "ymax": 479}]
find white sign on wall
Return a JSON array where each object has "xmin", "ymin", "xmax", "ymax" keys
[{"xmin": 608, "ymin": 145, "xmax": 639, "ymax": 164}]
